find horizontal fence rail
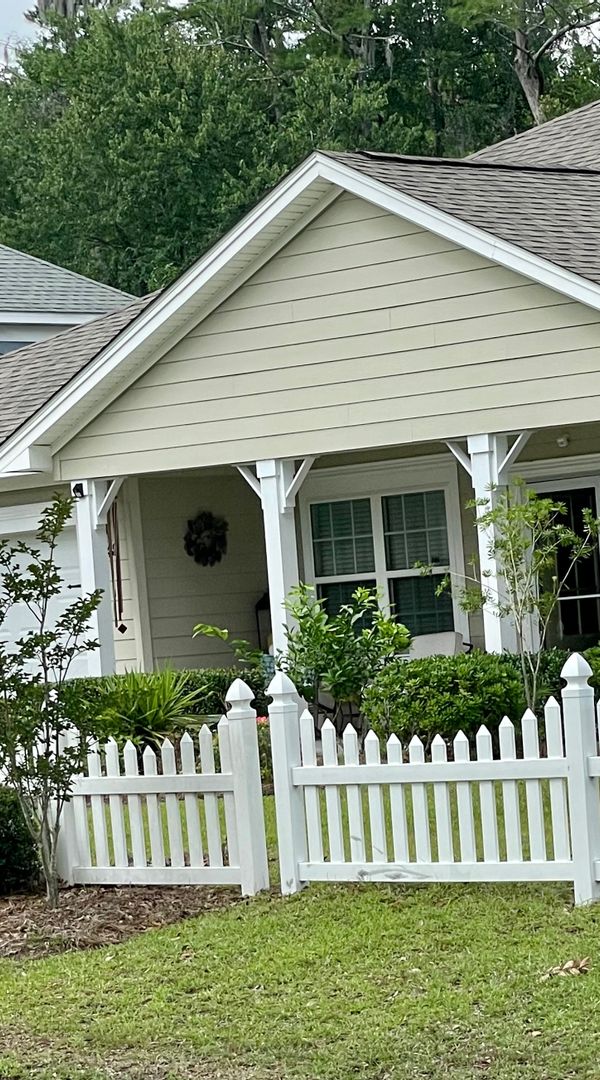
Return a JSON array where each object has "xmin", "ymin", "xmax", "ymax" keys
[
  {"xmin": 268, "ymin": 654, "xmax": 600, "ymax": 906},
  {"xmin": 56, "ymin": 679, "xmax": 269, "ymax": 895}
]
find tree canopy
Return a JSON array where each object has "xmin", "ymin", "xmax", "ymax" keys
[{"xmin": 0, "ymin": 0, "xmax": 598, "ymax": 294}]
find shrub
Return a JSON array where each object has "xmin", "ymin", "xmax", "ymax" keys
[
  {"xmin": 0, "ymin": 788, "xmax": 39, "ymax": 895},
  {"xmin": 362, "ymin": 651, "xmax": 526, "ymax": 746}
]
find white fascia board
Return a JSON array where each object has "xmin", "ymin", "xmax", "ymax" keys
[{"xmin": 3, "ymin": 150, "xmax": 600, "ymax": 477}]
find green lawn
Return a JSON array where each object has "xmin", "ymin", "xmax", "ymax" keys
[{"xmin": 2, "ymin": 801, "xmax": 600, "ymax": 1079}]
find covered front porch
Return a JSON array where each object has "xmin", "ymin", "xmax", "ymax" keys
[{"xmin": 60, "ymin": 419, "xmax": 600, "ymax": 676}]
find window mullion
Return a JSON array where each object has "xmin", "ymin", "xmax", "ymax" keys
[{"xmin": 371, "ymin": 494, "xmax": 389, "ymax": 609}]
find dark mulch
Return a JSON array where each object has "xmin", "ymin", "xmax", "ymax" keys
[{"xmin": 0, "ymin": 884, "xmax": 242, "ymax": 960}]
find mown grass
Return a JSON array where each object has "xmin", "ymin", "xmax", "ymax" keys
[{"xmin": 2, "ymin": 799, "xmax": 600, "ymax": 1078}]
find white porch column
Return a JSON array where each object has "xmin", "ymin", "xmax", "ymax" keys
[
  {"xmin": 466, "ymin": 434, "xmax": 517, "ymax": 654},
  {"xmin": 72, "ymin": 481, "xmax": 115, "ymax": 676},
  {"xmin": 256, "ymin": 459, "xmax": 300, "ymax": 656}
]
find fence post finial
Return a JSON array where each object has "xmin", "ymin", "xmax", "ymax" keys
[
  {"xmin": 224, "ymin": 677, "xmax": 269, "ymax": 896},
  {"xmin": 561, "ymin": 652, "xmax": 600, "ymax": 905},
  {"xmin": 267, "ymin": 670, "xmax": 307, "ymax": 895}
]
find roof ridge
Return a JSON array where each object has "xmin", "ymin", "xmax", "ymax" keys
[
  {"xmin": 328, "ymin": 148, "xmax": 600, "ymax": 177},
  {"xmin": 0, "ymin": 241, "xmax": 133, "ymax": 301}
]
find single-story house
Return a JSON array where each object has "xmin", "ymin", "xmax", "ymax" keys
[{"xmin": 2, "ymin": 100, "xmax": 600, "ymax": 676}]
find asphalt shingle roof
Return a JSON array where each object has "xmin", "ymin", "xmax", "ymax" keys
[
  {"xmin": 469, "ymin": 99, "xmax": 600, "ymax": 169},
  {"xmin": 326, "ymin": 151, "xmax": 600, "ymax": 285},
  {"xmin": 0, "ymin": 243, "xmax": 132, "ymax": 314},
  {"xmin": 0, "ymin": 294, "xmax": 153, "ymax": 445}
]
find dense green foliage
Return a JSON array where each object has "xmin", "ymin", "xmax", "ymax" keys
[
  {"xmin": 2, "ymin": 1, "xmax": 599, "ymax": 293},
  {"xmin": 0, "ymin": 787, "xmax": 40, "ymax": 896}
]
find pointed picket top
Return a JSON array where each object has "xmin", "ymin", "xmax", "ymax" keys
[
  {"xmin": 386, "ymin": 732, "xmax": 402, "ymax": 748},
  {"xmin": 408, "ymin": 733, "xmax": 424, "ymax": 762},
  {"xmin": 499, "ymin": 715, "xmax": 514, "ymax": 728},
  {"xmin": 267, "ymin": 670, "xmax": 297, "ymax": 700},
  {"xmin": 545, "ymin": 695, "xmax": 559, "ymax": 709},
  {"xmin": 143, "ymin": 743, "xmax": 157, "ymax": 762},
  {"xmin": 225, "ymin": 677, "xmax": 254, "ymax": 707},
  {"xmin": 123, "ymin": 738, "xmax": 137, "ymax": 759},
  {"xmin": 409, "ymin": 733, "xmax": 424, "ymax": 749},
  {"xmin": 321, "ymin": 718, "xmax": 336, "ymax": 734},
  {"xmin": 522, "ymin": 707, "xmax": 537, "ymax": 723},
  {"xmin": 476, "ymin": 724, "xmax": 493, "ymax": 760},
  {"xmin": 180, "ymin": 730, "xmax": 194, "ymax": 746},
  {"xmin": 365, "ymin": 729, "xmax": 380, "ymax": 745},
  {"xmin": 431, "ymin": 733, "xmax": 447, "ymax": 762},
  {"xmin": 216, "ymin": 714, "xmax": 229, "ymax": 732},
  {"xmin": 106, "ymin": 735, "xmax": 118, "ymax": 747},
  {"xmin": 453, "ymin": 729, "xmax": 469, "ymax": 747},
  {"xmin": 199, "ymin": 722, "xmax": 213, "ymax": 742},
  {"xmin": 561, "ymin": 651, "xmax": 592, "ymax": 682},
  {"xmin": 453, "ymin": 729, "xmax": 470, "ymax": 760},
  {"xmin": 343, "ymin": 721, "xmax": 358, "ymax": 740},
  {"xmin": 162, "ymin": 736, "xmax": 174, "ymax": 751},
  {"xmin": 300, "ymin": 707, "xmax": 314, "ymax": 724},
  {"xmin": 431, "ymin": 733, "xmax": 447, "ymax": 753}
]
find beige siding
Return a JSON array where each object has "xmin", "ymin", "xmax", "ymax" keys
[
  {"xmin": 139, "ymin": 470, "xmax": 267, "ymax": 669},
  {"xmin": 58, "ymin": 192, "xmax": 600, "ymax": 480}
]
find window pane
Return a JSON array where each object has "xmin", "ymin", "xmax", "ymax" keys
[
  {"xmin": 389, "ymin": 575, "xmax": 454, "ymax": 635},
  {"xmin": 311, "ymin": 499, "xmax": 374, "ymax": 576},
  {"xmin": 383, "ymin": 490, "xmax": 449, "ymax": 572},
  {"xmin": 317, "ymin": 580, "xmax": 376, "ymax": 617}
]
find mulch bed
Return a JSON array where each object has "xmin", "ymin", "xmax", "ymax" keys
[{"xmin": 0, "ymin": 884, "xmax": 243, "ymax": 960}]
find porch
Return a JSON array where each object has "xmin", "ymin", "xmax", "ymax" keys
[{"xmin": 50, "ymin": 419, "xmax": 600, "ymax": 676}]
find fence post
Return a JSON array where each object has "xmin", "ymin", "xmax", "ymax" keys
[
  {"xmin": 561, "ymin": 652, "xmax": 600, "ymax": 905},
  {"xmin": 267, "ymin": 671, "xmax": 307, "ymax": 895},
  {"xmin": 225, "ymin": 678, "xmax": 269, "ymax": 896}
]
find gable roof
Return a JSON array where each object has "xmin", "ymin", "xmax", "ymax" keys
[
  {"xmin": 469, "ymin": 99, "xmax": 600, "ymax": 168},
  {"xmin": 0, "ymin": 242, "xmax": 132, "ymax": 316},
  {"xmin": 325, "ymin": 151, "xmax": 600, "ymax": 285},
  {"xmin": 3, "ymin": 133, "xmax": 600, "ymax": 472}
]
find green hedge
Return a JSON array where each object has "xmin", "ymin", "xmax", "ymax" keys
[{"xmin": 0, "ymin": 788, "xmax": 39, "ymax": 895}]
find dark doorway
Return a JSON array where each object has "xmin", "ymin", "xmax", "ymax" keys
[{"xmin": 546, "ymin": 487, "xmax": 600, "ymax": 650}]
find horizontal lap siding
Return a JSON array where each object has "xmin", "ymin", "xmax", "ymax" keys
[
  {"xmin": 139, "ymin": 472, "xmax": 267, "ymax": 669},
  {"xmin": 57, "ymin": 192, "xmax": 600, "ymax": 480}
]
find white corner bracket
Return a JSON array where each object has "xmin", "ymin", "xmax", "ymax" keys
[
  {"xmin": 95, "ymin": 477, "xmax": 125, "ymax": 526},
  {"xmin": 446, "ymin": 432, "xmax": 531, "ymax": 484},
  {"xmin": 237, "ymin": 457, "xmax": 316, "ymax": 510}
]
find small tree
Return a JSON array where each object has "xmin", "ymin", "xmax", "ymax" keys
[
  {"xmin": 452, "ymin": 480, "xmax": 600, "ymax": 710},
  {"xmin": 279, "ymin": 583, "xmax": 411, "ymax": 733},
  {"xmin": 0, "ymin": 495, "xmax": 102, "ymax": 907}
]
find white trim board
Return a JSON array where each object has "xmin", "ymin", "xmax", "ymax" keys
[{"xmin": 3, "ymin": 152, "xmax": 600, "ymax": 476}]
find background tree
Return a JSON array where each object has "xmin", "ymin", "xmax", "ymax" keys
[{"xmin": 0, "ymin": 495, "xmax": 102, "ymax": 907}]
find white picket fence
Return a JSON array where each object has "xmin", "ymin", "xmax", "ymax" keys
[
  {"xmin": 56, "ymin": 679, "xmax": 269, "ymax": 895},
  {"xmin": 268, "ymin": 653, "xmax": 600, "ymax": 906}
]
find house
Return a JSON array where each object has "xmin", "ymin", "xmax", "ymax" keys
[
  {"xmin": 1, "ymin": 100, "xmax": 600, "ymax": 676},
  {"xmin": 0, "ymin": 243, "xmax": 132, "ymax": 354}
]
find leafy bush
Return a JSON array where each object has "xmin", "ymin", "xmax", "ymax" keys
[
  {"xmin": 0, "ymin": 788, "xmax": 39, "ymax": 895},
  {"xmin": 362, "ymin": 651, "xmax": 526, "ymax": 746}
]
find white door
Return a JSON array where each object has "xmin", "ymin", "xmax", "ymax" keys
[{"xmin": 0, "ymin": 523, "xmax": 90, "ymax": 678}]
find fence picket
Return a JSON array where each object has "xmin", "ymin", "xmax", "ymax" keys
[
  {"xmin": 87, "ymin": 741, "xmax": 109, "ymax": 868},
  {"xmin": 161, "ymin": 738, "xmax": 185, "ymax": 869},
  {"xmin": 409, "ymin": 735, "xmax": 431, "ymax": 863},
  {"xmin": 387, "ymin": 735, "xmax": 409, "ymax": 862},
  {"xmin": 67, "ymin": 728, "xmax": 91, "ymax": 868},
  {"xmin": 199, "ymin": 725, "xmax": 223, "ymax": 867},
  {"xmin": 105, "ymin": 739, "xmax": 128, "ymax": 869},
  {"xmin": 179, "ymin": 732, "xmax": 204, "ymax": 868},
  {"xmin": 217, "ymin": 717, "xmax": 239, "ymax": 867},
  {"xmin": 321, "ymin": 720, "xmax": 345, "ymax": 862},
  {"xmin": 544, "ymin": 697, "xmax": 570, "ymax": 862},
  {"xmin": 521, "ymin": 709, "xmax": 546, "ymax": 862},
  {"xmin": 343, "ymin": 724, "xmax": 365, "ymax": 862},
  {"xmin": 365, "ymin": 730, "xmax": 387, "ymax": 862},
  {"xmin": 143, "ymin": 745, "xmax": 165, "ymax": 868},
  {"xmin": 498, "ymin": 717, "xmax": 522, "ymax": 862},
  {"xmin": 476, "ymin": 725, "xmax": 499, "ymax": 862},
  {"xmin": 123, "ymin": 740, "xmax": 147, "ymax": 867},
  {"xmin": 300, "ymin": 709, "xmax": 323, "ymax": 863},
  {"xmin": 431, "ymin": 735, "xmax": 453, "ymax": 863},
  {"xmin": 454, "ymin": 731, "xmax": 476, "ymax": 863}
]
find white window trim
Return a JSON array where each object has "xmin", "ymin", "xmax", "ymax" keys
[
  {"xmin": 0, "ymin": 501, "xmax": 74, "ymax": 535},
  {"xmin": 299, "ymin": 454, "xmax": 469, "ymax": 639}
]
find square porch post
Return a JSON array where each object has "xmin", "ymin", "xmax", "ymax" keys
[
  {"xmin": 256, "ymin": 459, "xmax": 300, "ymax": 657},
  {"xmin": 466, "ymin": 434, "xmax": 517, "ymax": 654},
  {"xmin": 72, "ymin": 480, "xmax": 116, "ymax": 676}
]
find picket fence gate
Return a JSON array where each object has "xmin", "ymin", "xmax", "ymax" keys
[
  {"xmin": 56, "ymin": 679, "xmax": 269, "ymax": 895},
  {"xmin": 268, "ymin": 653, "xmax": 600, "ymax": 906}
]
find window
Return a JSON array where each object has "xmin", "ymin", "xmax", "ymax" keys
[{"xmin": 309, "ymin": 484, "xmax": 455, "ymax": 637}]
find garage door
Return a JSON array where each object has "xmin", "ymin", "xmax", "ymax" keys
[{"xmin": 0, "ymin": 510, "xmax": 90, "ymax": 679}]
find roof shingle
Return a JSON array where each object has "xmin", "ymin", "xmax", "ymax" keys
[
  {"xmin": 0, "ymin": 243, "xmax": 132, "ymax": 315},
  {"xmin": 469, "ymin": 99, "xmax": 600, "ymax": 168}
]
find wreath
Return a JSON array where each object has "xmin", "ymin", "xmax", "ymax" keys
[{"xmin": 184, "ymin": 510, "xmax": 228, "ymax": 566}]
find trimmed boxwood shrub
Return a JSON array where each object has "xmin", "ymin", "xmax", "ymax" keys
[
  {"xmin": 362, "ymin": 651, "xmax": 527, "ymax": 747},
  {"xmin": 0, "ymin": 788, "xmax": 39, "ymax": 895}
]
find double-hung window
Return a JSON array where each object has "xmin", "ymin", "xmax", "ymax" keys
[{"xmin": 303, "ymin": 461, "xmax": 463, "ymax": 636}]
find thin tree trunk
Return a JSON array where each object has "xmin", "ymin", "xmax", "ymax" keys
[{"xmin": 514, "ymin": 28, "xmax": 545, "ymax": 125}]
